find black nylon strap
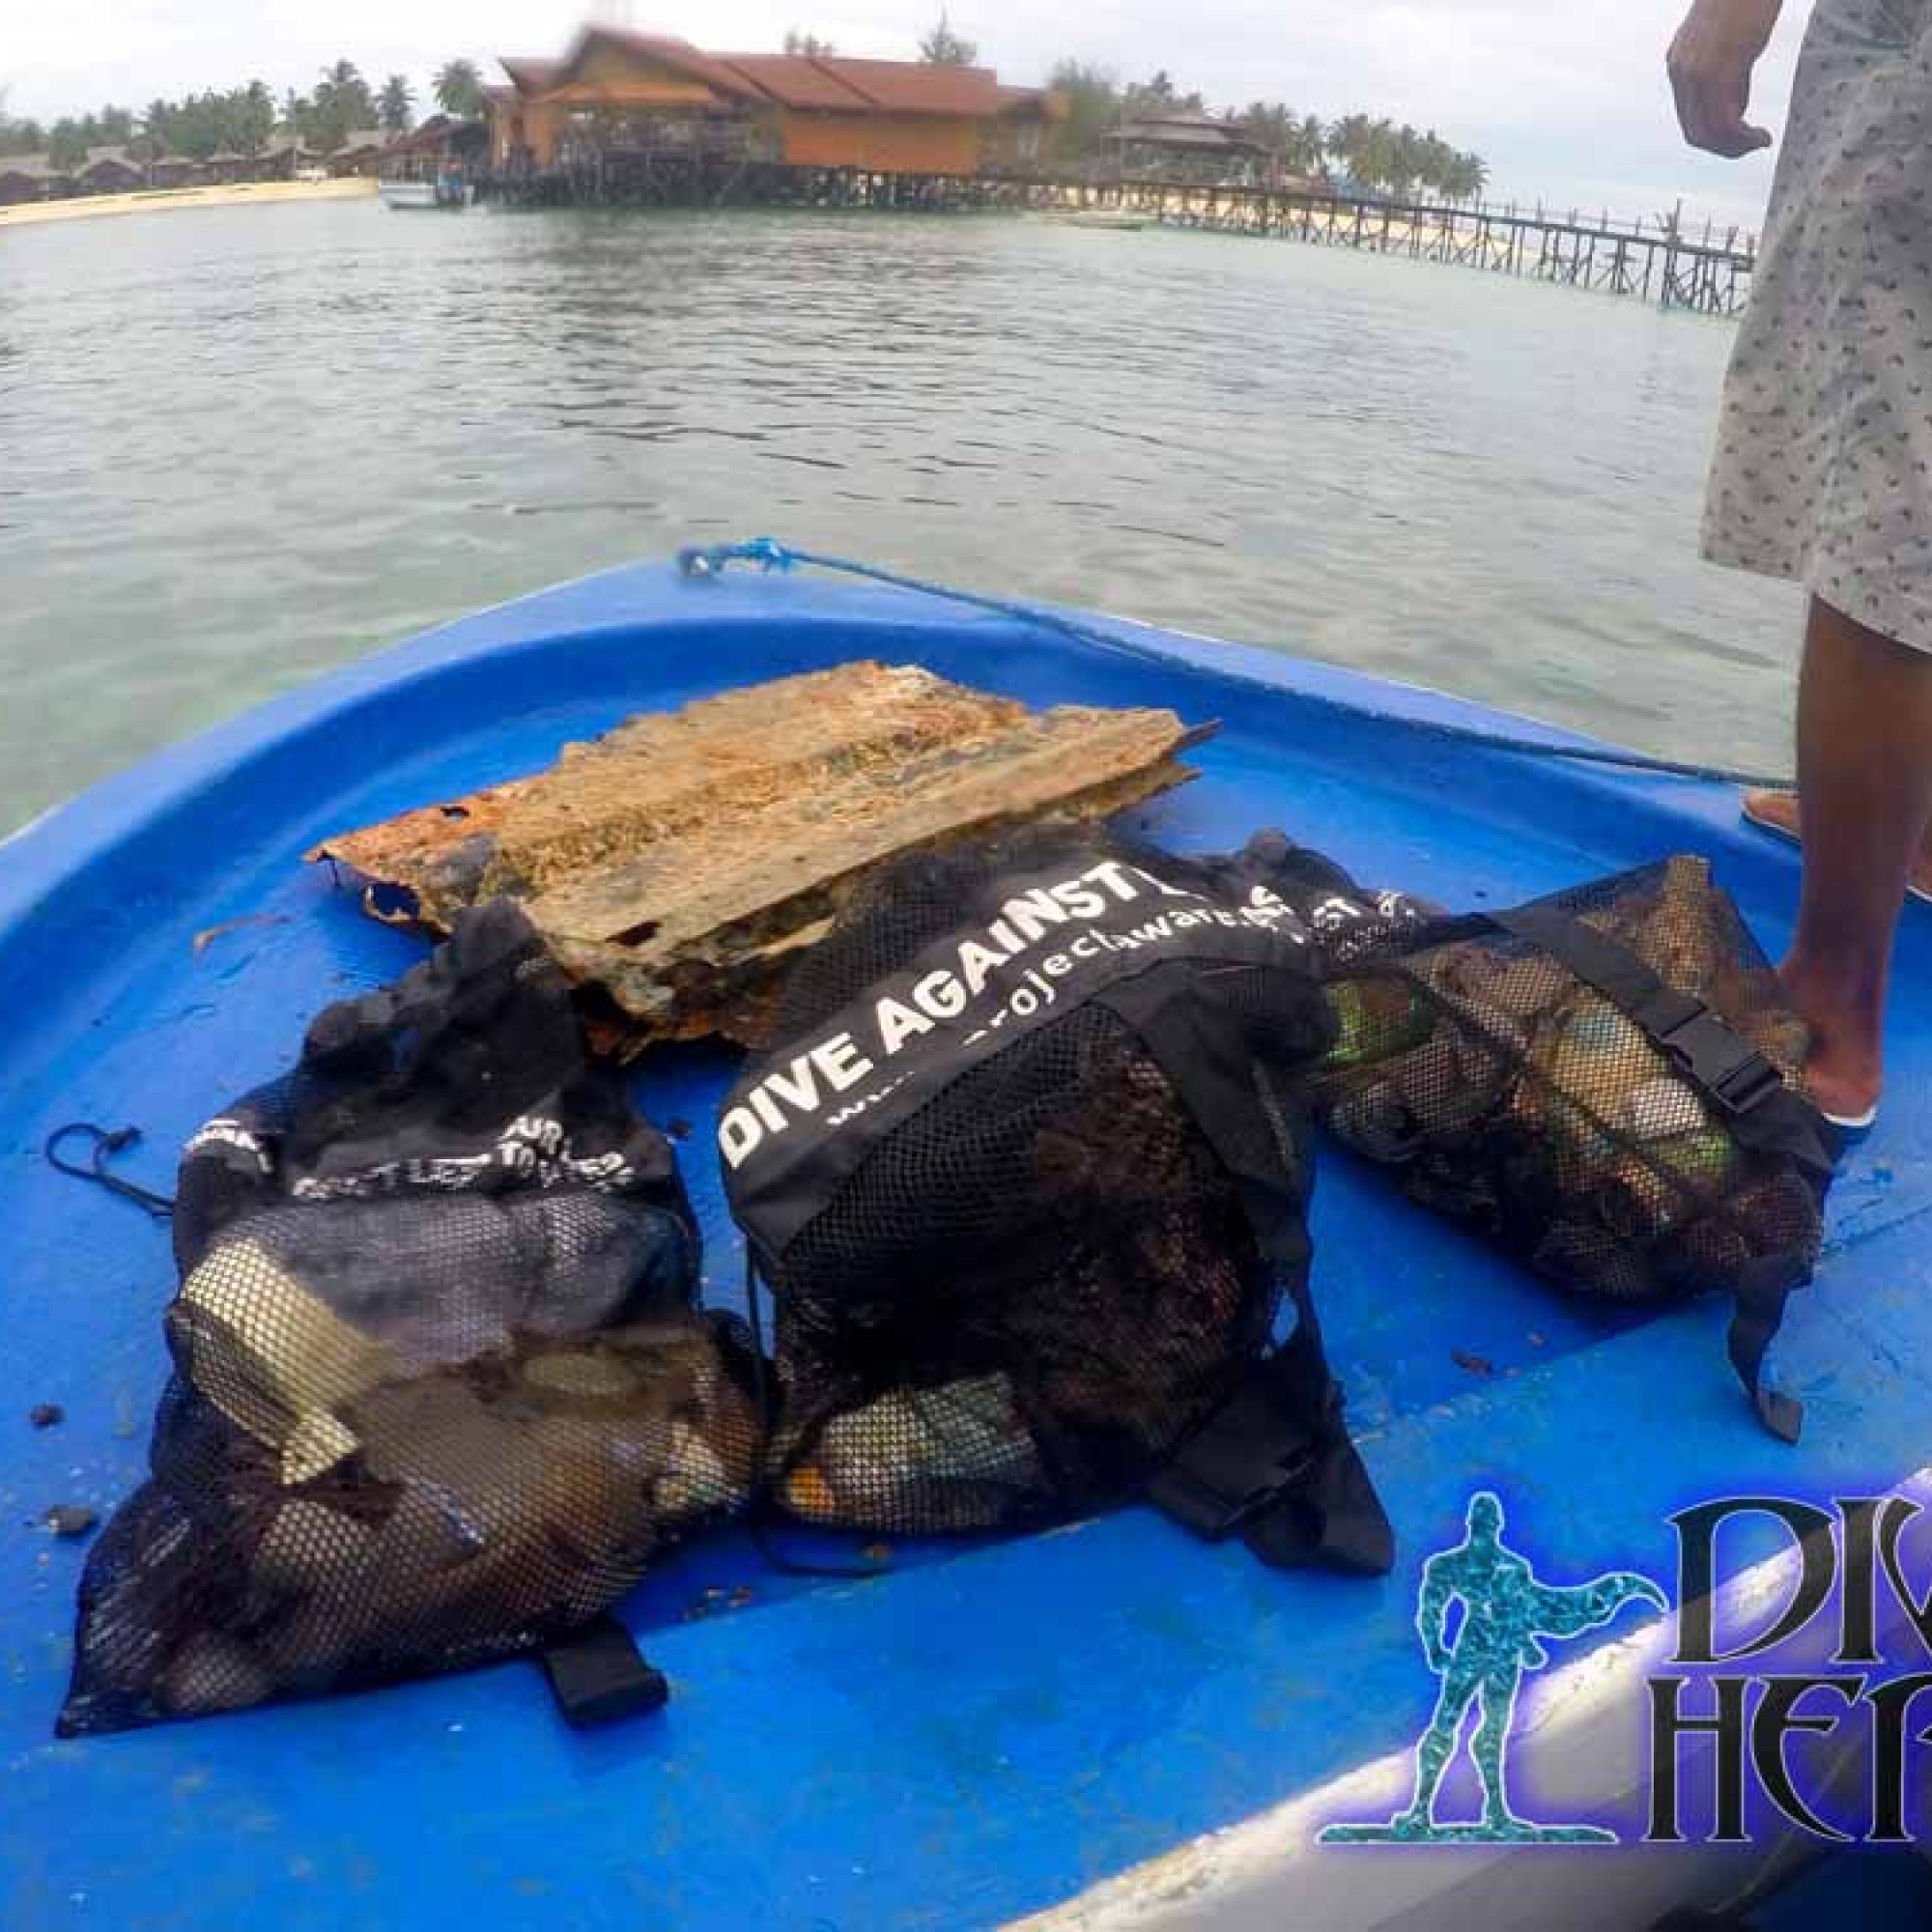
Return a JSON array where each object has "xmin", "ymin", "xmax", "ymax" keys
[
  {"xmin": 1246, "ymin": 1418, "xmax": 1394, "ymax": 1576},
  {"xmin": 1728, "ymin": 1255, "xmax": 1808, "ymax": 1445},
  {"xmin": 1485, "ymin": 900, "xmax": 1832, "ymax": 1440},
  {"xmin": 539, "ymin": 1615, "xmax": 668, "ymax": 1728},
  {"xmin": 1097, "ymin": 959, "xmax": 1394, "ymax": 1577},
  {"xmin": 1146, "ymin": 1346, "xmax": 1395, "ymax": 1576},
  {"xmin": 1488, "ymin": 904, "xmax": 1833, "ymax": 1177},
  {"xmin": 1146, "ymin": 1350, "xmax": 1318, "ymax": 1540}
]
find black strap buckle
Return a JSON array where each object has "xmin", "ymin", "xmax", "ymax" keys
[
  {"xmin": 539, "ymin": 1614, "xmax": 668, "ymax": 1728},
  {"xmin": 1646, "ymin": 1004, "xmax": 1782, "ymax": 1116},
  {"xmin": 1148, "ymin": 1370, "xmax": 1319, "ymax": 1542}
]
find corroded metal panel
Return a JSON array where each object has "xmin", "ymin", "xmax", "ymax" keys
[{"xmin": 312, "ymin": 662, "xmax": 1210, "ymax": 1050}]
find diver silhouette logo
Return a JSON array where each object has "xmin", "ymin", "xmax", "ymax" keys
[{"xmin": 1321, "ymin": 1492, "xmax": 1667, "ymax": 1844}]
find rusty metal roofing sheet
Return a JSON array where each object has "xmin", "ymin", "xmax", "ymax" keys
[{"xmin": 311, "ymin": 663, "xmax": 1211, "ymax": 1053}]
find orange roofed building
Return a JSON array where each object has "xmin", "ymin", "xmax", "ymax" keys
[{"xmin": 486, "ymin": 25, "xmax": 1063, "ymax": 177}]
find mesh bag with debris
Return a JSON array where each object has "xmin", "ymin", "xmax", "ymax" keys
[
  {"xmin": 1301, "ymin": 855, "xmax": 1836, "ymax": 1437},
  {"xmin": 720, "ymin": 826, "xmax": 1393, "ymax": 1575},
  {"xmin": 60, "ymin": 903, "xmax": 757, "ymax": 1736}
]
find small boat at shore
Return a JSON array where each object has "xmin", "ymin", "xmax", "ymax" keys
[
  {"xmin": 2, "ymin": 551, "xmax": 1925, "ymax": 1929},
  {"xmin": 378, "ymin": 161, "xmax": 473, "ymax": 211},
  {"xmin": 1050, "ymin": 211, "xmax": 1150, "ymax": 233}
]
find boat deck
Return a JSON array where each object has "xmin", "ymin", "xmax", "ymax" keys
[{"xmin": 2, "ymin": 563, "xmax": 1926, "ymax": 1929}]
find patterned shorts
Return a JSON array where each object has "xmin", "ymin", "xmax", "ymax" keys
[{"xmin": 1704, "ymin": 0, "xmax": 1932, "ymax": 647}]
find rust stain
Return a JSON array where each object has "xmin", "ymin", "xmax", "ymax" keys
[{"xmin": 311, "ymin": 663, "xmax": 1210, "ymax": 1054}]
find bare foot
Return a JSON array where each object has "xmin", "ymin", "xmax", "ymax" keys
[
  {"xmin": 1741, "ymin": 792, "xmax": 1892, "ymax": 1116},
  {"xmin": 1779, "ymin": 954, "xmax": 1884, "ymax": 1121},
  {"xmin": 1744, "ymin": 790, "xmax": 1932, "ymax": 901}
]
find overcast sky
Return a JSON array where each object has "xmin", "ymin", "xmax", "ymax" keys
[{"xmin": 3, "ymin": 0, "xmax": 1802, "ymax": 230}]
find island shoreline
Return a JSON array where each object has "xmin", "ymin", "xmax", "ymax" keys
[{"xmin": 0, "ymin": 175, "xmax": 378, "ymax": 231}]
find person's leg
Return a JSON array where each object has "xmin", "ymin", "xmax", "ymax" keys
[{"xmin": 1772, "ymin": 595, "xmax": 1932, "ymax": 1119}]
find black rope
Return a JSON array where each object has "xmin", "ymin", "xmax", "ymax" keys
[
  {"xmin": 43, "ymin": 1123, "xmax": 175, "ymax": 1220},
  {"xmin": 679, "ymin": 538, "xmax": 1793, "ymax": 790}
]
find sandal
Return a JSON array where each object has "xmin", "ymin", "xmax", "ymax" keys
[{"xmin": 1743, "ymin": 793, "xmax": 1932, "ymax": 906}]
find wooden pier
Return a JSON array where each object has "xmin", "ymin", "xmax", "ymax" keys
[
  {"xmin": 1147, "ymin": 186, "xmax": 1755, "ymax": 316},
  {"xmin": 479, "ymin": 160, "xmax": 1755, "ymax": 316}
]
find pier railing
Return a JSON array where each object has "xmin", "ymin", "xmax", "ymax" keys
[
  {"xmin": 1137, "ymin": 185, "xmax": 1754, "ymax": 315},
  {"xmin": 478, "ymin": 160, "xmax": 1754, "ymax": 315}
]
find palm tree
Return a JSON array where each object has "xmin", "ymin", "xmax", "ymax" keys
[
  {"xmin": 434, "ymin": 59, "xmax": 484, "ymax": 119},
  {"xmin": 1045, "ymin": 57, "xmax": 1118, "ymax": 159},
  {"xmin": 47, "ymin": 120, "xmax": 88, "ymax": 172},
  {"xmin": 1439, "ymin": 152, "xmax": 1490, "ymax": 206},
  {"xmin": 324, "ymin": 60, "xmax": 374, "ymax": 127},
  {"xmin": 378, "ymin": 74, "xmax": 413, "ymax": 137},
  {"xmin": 308, "ymin": 60, "xmax": 373, "ymax": 153},
  {"xmin": 1327, "ymin": 113, "xmax": 1372, "ymax": 187},
  {"xmin": 1298, "ymin": 114, "xmax": 1326, "ymax": 178},
  {"xmin": 1238, "ymin": 101, "xmax": 1296, "ymax": 163},
  {"xmin": 0, "ymin": 88, "xmax": 47, "ymax": 154},
  {"xmin": 1391, "ymin": 123, "xmax": 1421, "ymax": 198},
  {"xmin": 918, "ymin": 13, "xmax": 978, "ymax": 66},
  {"xmin": 1358, "ymin": 118, "xmax": 1397, "ymax": 194},
  {"xmin": 237, "ymin": 80, "xmax": 273, "ymax": 155},
  {"xmin": 1418, "ymin": 129, "xmax": 1453, "ymax": 197}
]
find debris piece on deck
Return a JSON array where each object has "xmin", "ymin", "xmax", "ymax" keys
[
  {"xmin": 28, "ymin": 1404, "xmax": 64, "ymax": 1429},
  {"xmin": 309, "ymin": 663, "xmax": 1211, "ymax": 1053},
  {"xmin": 44, "ymin": 1506, "xmax": 97, "ymax": 1539},
  {"xmin": 191, "ymin": 912, "xmax": 291, "ymax": 958}
]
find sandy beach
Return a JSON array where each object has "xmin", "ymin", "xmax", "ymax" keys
[{"xmin": 0, "ymin": 175, "xmax": 377, "ymax": 230}]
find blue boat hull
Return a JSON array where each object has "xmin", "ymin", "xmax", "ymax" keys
[{"xmin": 1, "ymin": 561, "xmax": 1923, "ymax": 1929}]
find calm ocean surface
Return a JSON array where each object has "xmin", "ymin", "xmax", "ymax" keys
[{"xmin": 0, "ymin": 200, "xmax": 1801, "ymax": 835}]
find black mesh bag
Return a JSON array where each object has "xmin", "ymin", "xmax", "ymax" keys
[
  {"xmin": 60, "ymin": 903, "xmax": 757, "ymax": 1736},
  {"xmin": 1296, "ymin": 854, "xmax": 1836, "ymax": 1439},
  {"xmin": 720, "ymin": 826, "xmax": 1393, "ymax": 1576}
]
